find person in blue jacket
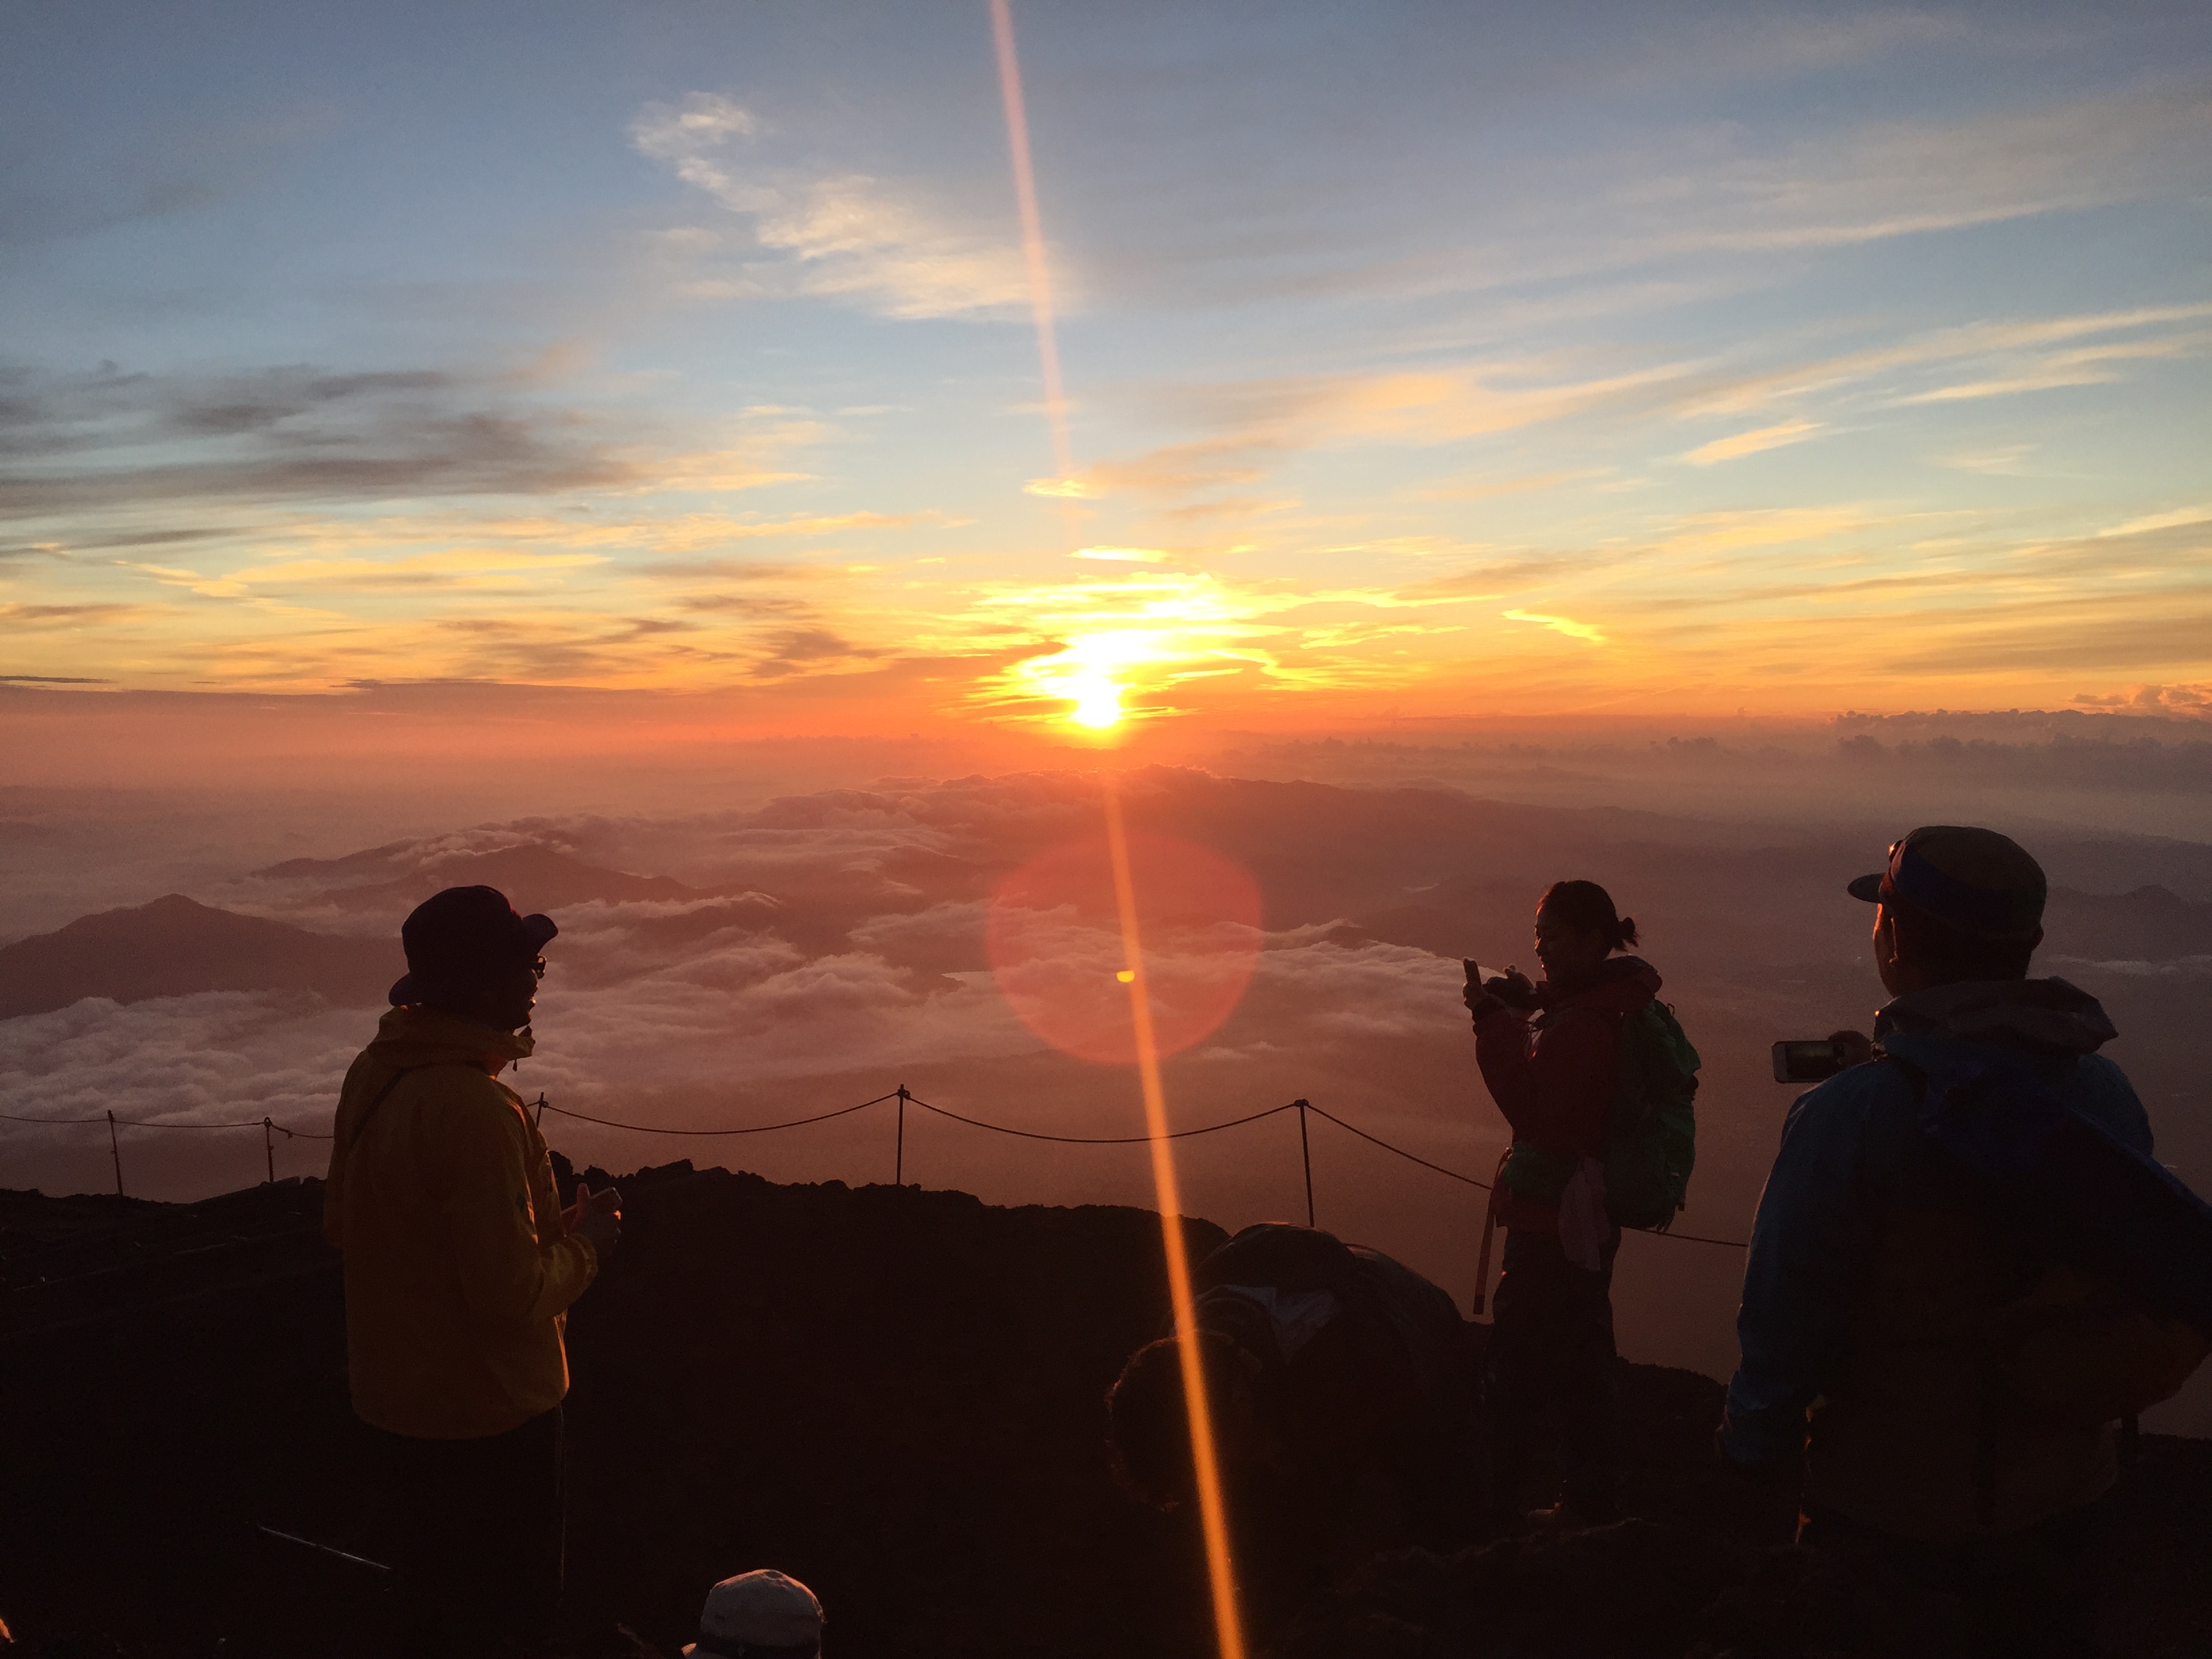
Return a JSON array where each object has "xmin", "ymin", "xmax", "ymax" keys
[{"xmin": 1720, "ymin": 825, "xmax": 2164, "ymax": 1659}]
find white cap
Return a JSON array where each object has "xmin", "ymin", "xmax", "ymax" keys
[{"xmin": 682, "ymin": 1569, "xmax": 824, "ymax": 1656}]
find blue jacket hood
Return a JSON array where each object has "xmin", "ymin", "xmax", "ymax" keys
[{"xmin": 1875, "ymin": 977, "xmax": 2116, "ymax": 1069}]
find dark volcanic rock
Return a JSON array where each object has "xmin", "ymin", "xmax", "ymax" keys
[
  {"xmin": 0, "ymin": 1170, "xmax": 1228, "ymax": 1658},
  {"xmin": 0, "ymin": 1174, "xmax": 2205, "ymax": 1659},
  {"xmin": 1271, "ymin": 1521, "xmax": 1734, "ymax": 1659}
]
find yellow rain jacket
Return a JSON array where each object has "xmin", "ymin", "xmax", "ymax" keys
[{"xmin": 323, "ymin": 1006, "xmax": 597, "ymax": 1439}]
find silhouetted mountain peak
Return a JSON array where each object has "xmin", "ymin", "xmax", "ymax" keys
[{"xmin": 0, "ymin": 895, "xmax": 399, "ymax": 1019}]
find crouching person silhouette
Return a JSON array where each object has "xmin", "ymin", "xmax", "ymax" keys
[
  {"xmin": 1107, "ymin": 1223, "xmax": 1481, "ymax": 1610},
  {"xmin": 681, "ymin": 1570, "xmax": 824, "ymax": 1658},
  {"xmin": 1721, "ymin": 827, "xmax": 2211, "ymax": 1659},
  {"xmin": 324, "ymin": 885, "xmax": 621, "ymax": 1658}
]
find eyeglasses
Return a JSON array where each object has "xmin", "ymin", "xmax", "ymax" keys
[{"xmin": 530, "ymin": 956, "xmax": 548, "ymax": 981}]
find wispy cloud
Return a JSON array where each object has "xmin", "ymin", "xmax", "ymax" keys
[
  {"xmin": 1681, "ymin": 418, "xmax": 1821, "ymax": 466},
  {"xmin": 1681, "ymin": 302, "xmax": 2212, "ymax": 418},
  {"xmin": 2097, "ymin": 506, "xmax": 2212, "ymax": 539},
  {"xmin": 951, "ymin": 568, "xmax": 1498, "ymax": 724},
  {"xmin": 1070, "ymin": 546, "xmax": 1171, "ymax": 563},
  {"xmin": 0, "ymin": 601, "xmax": 146, "ymax": 627},
  {"xmin": 1417, "ymin": 469, "xmax": 1606, "ymax": 502},
  {"xmin": 0, "ymin": 363, "xmax": 640, "ymax": 519},
  {"xmin": 632, "ymin": 93, "xmax": 1038, "ymax": 320},
  {"xmin": 1502, "ymin": 608, "xmax": 1606, "ymax": 644},
  {"xmin": 1675, "ymin": 83, "xmax": 2212, "ymax": 256}
]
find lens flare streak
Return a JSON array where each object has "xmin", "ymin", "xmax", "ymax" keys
[
  {"xmin": 989, "ymin": 0, "xmax": 1073, "ymax": 487},
  {"xmin": 1101, "ymin": 775, "xmax": 1249, "ymax": 1659},
  {"xmin": 986, "ymin": 16, "xmax": 1250, "ymax": 1644}
]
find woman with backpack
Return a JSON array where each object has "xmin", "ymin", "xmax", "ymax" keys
[{"xmin": 1463, "ymin": 878, "xmax": 1694, "ymax": 1532}]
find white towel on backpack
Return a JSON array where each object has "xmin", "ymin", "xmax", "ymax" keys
[{"xmin": 1559, "ymin": 1156, "xmax": 1610, "ymax": 1271}]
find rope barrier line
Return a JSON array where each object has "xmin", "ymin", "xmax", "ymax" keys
[
  {"xmin": 1, "ymin": 1109, "xmax": 332, "ymax": 1138},
  {"xmin": 1300, "ymin": 1103, "xmax": 1748, "ymax": 1248},
  {"xmin": 905, "ymin": 1094, "xmax": 1297, "ymax": 1145},
  {"xmin": 0, "ymin": 1086, "xmax": 1748, "ymax": 1247},
  {"xmin": 1303, "ymin": 1103, "xmax": 1492, "ymax": 1189},
  {"xmin": 537, "ymin": 1092, "xmax": 899, "ymax": 1137}
]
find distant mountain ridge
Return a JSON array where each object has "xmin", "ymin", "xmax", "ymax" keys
[
  {"xmin": 253, "ymin": 842, "xmax": 705, "ymax": 912},
  {"xmin": 0, "ymin": 895, "xmax": 401, "ymax": 1019},
  {"xmin": 2043, "ymin": 885, "xmax": 2212, "ymax": 962}
]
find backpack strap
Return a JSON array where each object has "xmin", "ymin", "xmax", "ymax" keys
[
  {"xmin": 1471, "ymin": 1148, "xmax": 1511, "ymax": 1316},
  {"xmin": 344, "ymin": 1063, "xmax": 467, "ymax": 1151}
]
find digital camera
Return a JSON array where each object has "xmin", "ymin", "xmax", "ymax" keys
[{"xmin": 1771, "ymin": 1040, "xmax": 1850, "ymax": 1084}]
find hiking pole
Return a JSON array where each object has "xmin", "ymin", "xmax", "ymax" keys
[
  {"xmin": 1295, "ymin": 1099, "xmax": 1315, "ymax": 1228},
  {"xmin": 252, "ymin": 1523, "xmax": 391, "ymax": 1576},
  {"xmin": 108, "ymin": 1109, "xmax": 123, "ymax": 1197},
  {"xmin": 263, "ymin": 1117, "xmax": 276, "ymax": 1184}
]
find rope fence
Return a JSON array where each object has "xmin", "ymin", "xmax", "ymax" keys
[
  {"xmin": 2, "ymin": 1107, "xmax": 331, "ymax": 1192},
  {"xmin": 0, "ymin": 1087, "xmax": 1749, "ymax": 1248}
]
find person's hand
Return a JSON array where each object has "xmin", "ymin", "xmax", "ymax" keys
[
  {"xmin": 568, "ymin": 1182, "xmax": 622, "ymax": 1256},
  {"xmin": 1827, "ymin": 1029, "xmax": 1876, "ymax": 1068},
  {"xmin": 1487, "ymin": 967, "xmax": 1538, "ymax": 1008}
]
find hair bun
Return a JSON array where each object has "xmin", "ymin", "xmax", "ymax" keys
[{"xmin": 1616, "ymin": 915, "xmax": 1641, "ymax": 949}]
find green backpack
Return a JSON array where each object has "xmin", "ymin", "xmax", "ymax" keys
[
  {"xmin": 1604, "ymin": 1000, "xmax": 1700, "ymax": 1230},
  {"xmin": 1495, "ymin": 1000, "xmax": 1702, "ymax": 1229}
]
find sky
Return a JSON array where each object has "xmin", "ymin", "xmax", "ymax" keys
[{"xmin": 3, "ymin": 0, "xmax": 2211, "ymax": 744}]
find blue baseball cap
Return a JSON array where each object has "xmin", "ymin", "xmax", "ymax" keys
[
  {"xmin": 1847, "ymin": 825, "xmax": 2046, "ymax": 941},
  {"xmin": 390, "ymin": 885, "xmax": 557, "ymax": 1006}
]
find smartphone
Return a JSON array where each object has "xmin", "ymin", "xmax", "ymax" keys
[{"xmin": 1771, "ymin": 1040, "xmax": 1846, "ymax": 1084}]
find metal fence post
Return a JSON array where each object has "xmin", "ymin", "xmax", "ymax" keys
[
  {"xmin": 108, "ymin": 1109, "xmax": 123, "ymax": 1197},
  {"xmin": 1295, "ymin": 1099, "xmax": 1315, "ymax": 1227},
  {"xmin": 263, "ymin": 1117, "xmax": 276, "ymax": 1184},
  {"xmin": 895, "ymin": 1085, "xmax": 909, "ymax": 1186}
]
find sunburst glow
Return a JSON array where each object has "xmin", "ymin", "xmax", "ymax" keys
[
  {"xmin": 967, "ymin": 572, "xmax": 1307, "ymax": 731},
  {"xmin": 1070, "ymin": 676, "xmax": 1125, "ymax": 729}
]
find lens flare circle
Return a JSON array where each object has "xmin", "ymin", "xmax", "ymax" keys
[{"xmin": 986, "ymin": 830, "xmax": 1263, "ymax": 1065}]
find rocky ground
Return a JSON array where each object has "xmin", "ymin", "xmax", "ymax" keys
[{"xmin": 1, "ymin": 1167, "xmax": 2205, "ymax": 1658}]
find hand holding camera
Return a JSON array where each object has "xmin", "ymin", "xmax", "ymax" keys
[
  {"xmin": 1462, "ymin": 960, "xmax": 1540, "ymax": 1019},
  {"xmin": 1770, "ymin": 1029, "xmax": 1876, "ymax": 1083},
  {"xmin": 564, "ymin": 1181, "xmax": 624, "ymax": 1256},
  {"xmin": 1487, "ymin": 966, "xmax": 1541, "ymax": 1009}
]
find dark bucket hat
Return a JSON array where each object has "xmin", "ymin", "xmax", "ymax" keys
[
  {"xmin": 389, "ymin": 884, "xmax": 558, "ymax": 1006},
  {"xmin": 1847, "ymin": 825, "xmax": 2046, "ymax": 941}
]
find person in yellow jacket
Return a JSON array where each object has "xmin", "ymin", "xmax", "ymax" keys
[{"xmin": 325, "ymin": 884, "xmax": 619, "ymax": 1659}]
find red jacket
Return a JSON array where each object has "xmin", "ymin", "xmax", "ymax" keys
[{"xmin": 1473, "ymin": 956, "xmax": 1662, "ymax": 1232}]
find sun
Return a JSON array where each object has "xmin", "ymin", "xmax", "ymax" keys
[{"xmin": 1069, "ymin": 675, "xmax": 1124, "ymax": 729}]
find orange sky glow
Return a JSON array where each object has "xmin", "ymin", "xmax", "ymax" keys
[{"xmin": 3, "ymin": 5, "xmax": 2207, "ymax": 753}]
